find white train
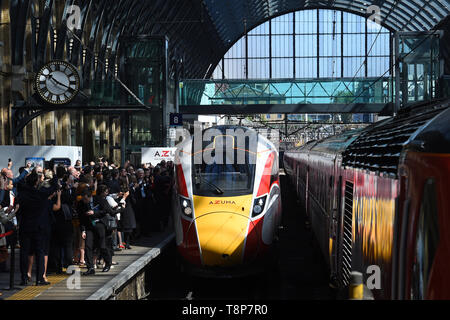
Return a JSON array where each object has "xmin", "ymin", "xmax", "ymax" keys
[{"xmin": 172, "ymin": 125, "xmax": 282, "ymax": 277}]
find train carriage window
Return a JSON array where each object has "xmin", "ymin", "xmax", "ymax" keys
[{"xmin": 411, "ymin": 178, "xmax": 439, "ymax": 300}]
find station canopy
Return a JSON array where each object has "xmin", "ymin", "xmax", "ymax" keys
[{"xmin": 147, "ymin": 0, "xmax": 450, "ymax": 77}]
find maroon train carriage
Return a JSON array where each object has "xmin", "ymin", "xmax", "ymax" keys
[{"xmin": 284, "ymin": 99, "xmax": 450, "ymax": 300}]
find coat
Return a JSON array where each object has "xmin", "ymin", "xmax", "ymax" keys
[
  {"xmin": 120, "ymin": 194, "xmax": 136, "ymax": 232},
  {"xmin": 16, "ymin": 178, "xmax": 57, "ymax": 234}
]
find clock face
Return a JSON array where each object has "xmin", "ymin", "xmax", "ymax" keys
[{"xmin": 35, "ymin": 60, "xmax": 80, "ymax": 104}]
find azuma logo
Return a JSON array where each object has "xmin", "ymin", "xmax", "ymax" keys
[
  {"xmin": 154, "ymin": 150, "xmax": 173, "ymax": 157},
  {"xmin": 209, "ymin": 200, "xmax": 236, "ymax": 205}
]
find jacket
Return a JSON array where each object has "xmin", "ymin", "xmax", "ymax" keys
[
  {"xmin": 76, "ymin": 199, "xmax": 104, "ymax": 232},
  {"xmin": 15, "ymin": 178, "xmax": 57, "ymax": 233}
]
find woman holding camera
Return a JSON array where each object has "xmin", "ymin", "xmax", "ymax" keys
[{"xmin": 95, "ymin": 184, "xmax": 127, "ymax": 271}]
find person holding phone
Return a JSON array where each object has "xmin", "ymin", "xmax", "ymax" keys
[{"xmin": 16, "ymin": 170, "xmax": 58, "ymax": 286}]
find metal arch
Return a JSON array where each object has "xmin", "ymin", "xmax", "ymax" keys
[
  {"xmin": 146, "ymin": 0, "xmax": 174, "ymax": 35},
  {"xmin": 158, "ymin": 0, "xmax": 196, "ymax": 39},
  {"xmin": 125, "ymin": 0, "xmax": 153, "ymax": 35},
  {"xmin": 69, "ymin": 0, "xmax": 93, "ymax": 67},
  {"xmin": 10, "ymin": 0, "xmax": 30, "ymax": 66},
  {"xmin": 146, "ymin": 1, "xmax": 181, "ymax": 36},
  {"xmin": 35, "ymin": 0, "xmax": 54, "ymax": 69},
  {"xmin": 94, "ymin": 1, "xmax": 123, "ymax": 79},
  {"xmin": 110, "ymin": 1, "xmax": 139, "ymax": 57},
  {"xmin": 202, "ymin": 0, "xmax": 449, "ymax": 46},
  {"xmin": 397, "ymin": 0, "xmax": 443, "ymax": 31},
  {"xmin": 106, "ymin": 0, "xmax": 137, "ymax": 63},
  {"xmin": 11, "ymin": 107, "xmax": 48, "ymax": 140},
  {"xmin": 82, "ymin": 0, "xmax": 107, "ymax": 87}
]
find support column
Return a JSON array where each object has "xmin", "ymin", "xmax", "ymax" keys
[
  {"xmin": 394, "ymin": 32, "xmax": 400, "ymax": 115},
  {"xmin": 120, "ymin": 111, "xmax": 128, "ymax": 166}
]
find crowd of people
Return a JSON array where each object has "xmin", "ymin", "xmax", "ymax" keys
[{"xmin": 0, "ymin": 157, "xmax": 174, "ymax": 287}]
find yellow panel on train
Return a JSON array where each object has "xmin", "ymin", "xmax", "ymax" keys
[{"xmin": 193, "ymin": 195, "xmax": 253, "ymax": 266}]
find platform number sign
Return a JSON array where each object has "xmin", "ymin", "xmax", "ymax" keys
[{"xmin": 170, "ymin": 113, "xmax": 183, "ymax": 126}]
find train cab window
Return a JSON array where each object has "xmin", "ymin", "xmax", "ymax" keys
[
  {"xmin": 411, "ymin": 178, "xmax": 439, "ymax": 300},
  {"xmin": 193, "ymin": 160, "xmax": 256, "ymax": 197},
  {"xmin": 192, "ymin": 130, "xmax": 257, "ymax": 197}
]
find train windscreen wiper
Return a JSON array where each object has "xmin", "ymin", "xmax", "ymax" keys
[{"xmin": 194, "ymin": 173, "xmax": 224, "ymax": 195}]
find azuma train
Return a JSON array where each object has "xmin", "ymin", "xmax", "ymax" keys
[
  {"xmin": 284, "ymin": 99, "xmax": 450, "ymax": 299},
  {"xmin": 172, "ymin": 125, "xmax": 282, "ymax": 277}
]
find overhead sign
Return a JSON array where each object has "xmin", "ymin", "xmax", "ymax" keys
[
  {"xmin": 50, "ymin": 158, "xmax": 72, "ymax": 166},
  {"xmin": 141, "ymin": 147, "xmax": 176, "ymax": 166},
  {"xmin": 170, "ymin": 113, "xmax": 183, "ymax": 126}
]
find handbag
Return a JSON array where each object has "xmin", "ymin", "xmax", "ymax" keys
[{"xmin": 102, "ymin": 214, "xmax": 117, "ymax": 231}]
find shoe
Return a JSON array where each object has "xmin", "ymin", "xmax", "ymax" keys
[
  {"xmin": 20, "ymin": 278, "xmax": 30, "ymax": 286},
  {"xmin": 111, "ymin": 261, "xmax": 119, "ymax": 266},
  {"xmin": 36, "ymin": 280, "xmax": 51, "ymax": 286},
  {"xmin": 96, "ymin": 260, "xmax": 103, "ymax": 269},
  {"xmin": 119, "ymin": 244, "xmax": 125, "ymax": 249},
  {"xmin": 114, "ymin": 247, "xmax": 122, "ymax": 252},
  {"xmin": 125, "ymin": 244, "xmax": 132, "ymax": 250},
  {"xmin": 82, "ymin": 268, "xmax": 95, "ymax": 276},
  {"xmin": 102, "ymin": 264, "xmax": 111, "ymax": 272}
]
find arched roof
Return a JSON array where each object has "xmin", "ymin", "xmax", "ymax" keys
[
  {"xmin": 15, "ymin": 1, "xmax": 449, "ymax": 79},
  {"xmin": 198, "ymin": 0, "xmax": 449, "ymax": 77},
  {"xmin": 204, "ymin": 0, "xmax": 450, "ymax": 42}
]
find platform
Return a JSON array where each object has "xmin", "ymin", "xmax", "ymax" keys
[{"xmin": 0, "ymin": 231, "xmax": 174, "ymax": 300}]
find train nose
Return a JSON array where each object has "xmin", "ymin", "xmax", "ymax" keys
[{"xmin": 194, "ymin": 211, "xmax": 250, "ymax": 267}]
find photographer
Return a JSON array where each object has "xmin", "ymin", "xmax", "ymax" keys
[
  {"xmin": 77, "ymin": 184, "xmax": 122, "ymax": 275},
  {"xmin": 49, "ymin": 175, "xmax": 75, "ymax": 274},
  {"xmin": 95, "ymin": 184, "xmax": 127, "ymax": 272}
]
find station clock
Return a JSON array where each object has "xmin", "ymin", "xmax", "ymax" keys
[{"xmin": 35, "ymin": 60, "xmax": 80, "ymax": 105}]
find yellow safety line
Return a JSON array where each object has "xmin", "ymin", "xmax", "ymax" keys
[{"xmin": 6, "ymin": 274, "xmax": 69, "ymax": 300}]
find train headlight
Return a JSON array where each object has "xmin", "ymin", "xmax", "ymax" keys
[
  {"xmin": 252, "ymin": 195, "xmax": 267, "ymax": 217},
  {"xmin": 180, "ymin": 197, "xmax": 193, "ymax": 217}
]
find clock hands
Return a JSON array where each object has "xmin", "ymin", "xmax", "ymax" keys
[
  {"xmin": 47, "ymin": 74, "xmax": 71, "ymax": 90},
  {"xmin": 45, "ymin": 73, "xmax": 88, "ymax": 98}
]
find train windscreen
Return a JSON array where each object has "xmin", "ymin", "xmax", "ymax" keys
[{"xmin": 192, "ymin": 127, "xmax": 257, "ymax": 197}]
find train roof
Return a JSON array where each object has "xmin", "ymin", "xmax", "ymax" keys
[
  {"xmin": 342, "ymin": 99, "xmax": 450, "ymax": 177},
  {"xmin": 283, "ymin": 99, "xmax": 450, "ymax": 178},
  {"xmin": 405, "ymin": 102, "xmax": 450, "ymax": 154},
  {"xmin": 310, "ymin": 128, "xmax": 366, "ymax": 155}
]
